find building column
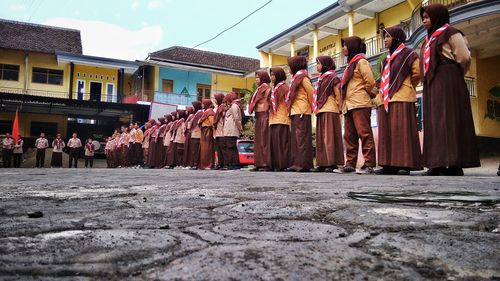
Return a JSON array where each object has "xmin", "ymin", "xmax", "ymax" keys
[
  {"xmin": 348, "ymin": 12, "xmax": 354, "ymax": 37},
  {"xmin": 290, "ymin": 40, "xmax": 296, "ymax": 57},
  {"xmin": 268, "ymin": 51, "xmax": 273, "ymax": 67},
  {"xmin": 68, "ymin": 63, "xmax": 74, "ymax": 99},
  {"xmin": 313, "ymin": 28, "xmax": 319, "ymax": 60},
  {"xmin": 406, "ymin": 0, "xmax": 416, "ymax": 10}
]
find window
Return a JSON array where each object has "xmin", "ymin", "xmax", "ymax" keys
[
  {"xmin": 106, "ymin": 83, "xmax": 115, "ymax": 102},
  {"xmin": 0, "ymin": 120, "xmax": 13, "ymax": 134},
  {"xmin": 30, "ymin": 122, "xmax": 58, "ymax": 137},
  {"xmin": 0, "ymin": 64, "xmax": 20, "ymax": 81},
  {"xmin": 162, "ymin": 79, "xmax": 174, "ymax": 93},
  {"xmin": 32, "ymin": 67, "xmax": 63, "ymax": 85},
  {"xmin": 197, "ymin": 84, "xmax": 211, "ymax": 101},
  {"xmin": 100, "ymin": 75, "xmax": 104, "ymax": 80},
  {"xmin": 90, "ymin": 74, "xmax": 93, "ymax": 79}
]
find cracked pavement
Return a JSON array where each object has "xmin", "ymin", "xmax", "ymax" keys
[{"xmin": 0, "ymin": 169, "xmax": 499, "ymax": 281}]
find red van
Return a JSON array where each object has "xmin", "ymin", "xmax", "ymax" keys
[{"xmin": 237, "ymin": 139, "xmax": 254, "ymax": 166}]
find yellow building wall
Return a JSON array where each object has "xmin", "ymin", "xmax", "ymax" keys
[
  {"xmin": 72, "ymin": 64, "xmax": 118, "ymax": 102},
  {"xmin": 0, "ymin": 49, "xmax": 70, "ymax": 99},
  {"xmin": 318, "ymin": 34, "xmax": 342, "ymax": 57},
  {"xmin": 378, "ymin": 1, "xmax": 413, "ymax": 28},
  {"xmin": 475, "ymin": 54, "xmax": 500, "ymax": 138},
  {"xmin": 0, "ymin": 112, "xmax": 67, "ymax": 137},
  {"xmin": 211, "ymin": 73, "xmax": 254, "ymax": 94}
]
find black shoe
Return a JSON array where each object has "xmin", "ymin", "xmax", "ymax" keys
[
  {"xmin": 340, "ymin": 166, "xmax": 356, "ymax": 173},
  {"xmin": 274, "ymin": 168, "xmax": 284, "ymax": 172},
  {"xmin": 324, "ymin": 167, "xmax": 334, "ymax": 173},
  {"xmin": 284, "ymin": 168, "xmax": 295, "ymax": 172},
  {"xmin": 421, "ymin": 167, "xmax": 445, "ymax": 176},
  {"xmin": 444, "ymin": 166, "xmax": 464, "ymax": 176},
  {"xmin": 310, "ymin": 167, "xmax": 324, "ymax": 173},
  {"xmin": 396, "ymin": 169, "xmax": 410, "ymax": 176},
  {"xmin": 258, "ymin": 167, "xmax": 272, "ymax": 172},
  {"xmin": 250, "ymin": 167, "xmax": 259, "ymax": 172}
]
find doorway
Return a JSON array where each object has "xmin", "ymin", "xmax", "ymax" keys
[{"xmin": 90, "ymin": 81, "xmax": 102, "ymax": 102}]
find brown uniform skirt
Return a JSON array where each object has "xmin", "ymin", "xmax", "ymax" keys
[
  {"xmin": 222, "ymin": 137, "xmax": 239, "ymax": 167},
  {"xmin": 315, "ymin": 112, "xmax": 344, "ymax": 167},
  {"xmin": 289, "ymin": 115, "xmax": 313, "ymax": 171},
  {"xmin": 215, "ymin": 137, "xmax": 224, "ymax": 167},
  {"xmin": 377, "ymin": 102, "xmax": 422, "ymax": 170},
  {"xmin": 165, "ymin": 144, "xmax": 176, "ymax": 167},
  {"xmin": 254, "ymin": 111, "xmax": 272, "ymax": 169},
  {"xmin": 199, "ymin": 127, "xmax": 215, "ymax": 169},
  {"xmin": 154, "ymin": 137, "xmax": 164, "ymax": 168},
  {"xmin": 190, "ymin": 138, "xmax": 201, "ymax": 167},
  {"xmin": 175, "ymin": 142, "xmax": 185, "ymax": 167},
  {"xmin": 423, "ymin": 63, "xmax": 480, "ymax": 169},
  {"xmin": 182, "ymin": 131, "xmax": 192, "ymax": 167},
  {"xmin": 343, "ymin": 108, "xmax": 376, "ymax": 168},
  {"xmin": 148, "ymin": 139, "xmax": 156, "ymax": 167},
  {"xmin": 51, "ymin": 152, "xmax": 63, "ymax": 167},
  {"xmin": 270, "ymin": 124, "xmax": 290, "ymax": 170}
]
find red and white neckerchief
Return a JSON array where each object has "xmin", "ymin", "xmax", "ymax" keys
[
  {"xmin": 270, "ymin": 81, "xmax": 285, "ymax": 113},
  {"xmin": 423, "ymin": 23, "xmax": 449, "ymax": 77},
  {"xmin": 250, "ymin": 83, "xmax": 269, "ymax": 107},
  {"xmin": 340, "ymin": 54, "xmax": 366, "ymax": 91},
  {"xmin": 312, "ymin": 70, "xmax": 336, "ymax": 114},
  {"xmin": 380, "ymin": 43, "xmax": 406, "ymax": 112},
  {"xmin": 285, "ymin": 69, "xmax": 308, "ymax": 103}
]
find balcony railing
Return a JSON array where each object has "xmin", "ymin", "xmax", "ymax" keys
[
  {"xmin": 0, "ymin": 86, "xmax": 68, "ymax": 99},
  {"xmin": 465, "ymin": 76, "xmax": 476, "ymax": 97},
  {"xmin": 153, "ymin": 91, "xmax": 197, "ymax": 106}
]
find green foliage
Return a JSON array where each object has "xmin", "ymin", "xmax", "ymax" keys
[
  {"xmin": 373, "ymin": 51, "xmax": 388, "ymax": 83},
  {"xmin": 241, "ymin": 118, "xmax": 255, "ymax": 140}
]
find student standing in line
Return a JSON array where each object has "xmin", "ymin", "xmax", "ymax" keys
[
  {"xmin": 142, "ymin": 121, "xmax": 153, "ymax": 167},
  {"xmin": 13, "ymin": 135, "xmax": 23, "ymax": 168},
  {"xmin": 133, "ymin": 122, "xmax": 144, "ymax": 167},
  {"xmin": 51, "ymin": 133, "xmax": 65, "ymax": 168},
  {"xmin": 161, "ymin": 114, "xmax": 173, "ymax": 168},
  {"xmin": 339, "ymin": 36, "xmax": 376, "ymax": 174},
  {"xmin": 2, "ymin": 133, "xmax": 14, "ymax": 168},
  {"xmin": 312, "ymin": 56, "xmax": 344, "ymax": 173},
  {"xmin": 189, "ymin": 101, "xmax": 204, "ymax": 169},
  {"xmin": 67, "ymin": 132, "xmax": 82, "ymax": 168},
  {"xmin": 35, "ymin": 132, "xmax": 49, "ymax": 168},
  {"xmin": 84, "ymin": 138, "xmax": 95, "ymax": 168},
  {"xmin": 376, "ymin": 25, "xmax": 422, "ymax": 175},
  {"xmin": 213, "ymin": 93, "xmax": 226, "ymax": 169},
  {"xmin": 173, "ymin": 109, "xmax": 187, "ymax": 167},
  {"xmin": 147, "ymin": 120, "xmax": 159, "ymax": 168},
  {"xmin": 285, "ymin": 56, "xmax": 314, "ymax": 172},
  {"xmin": 222, "ymin": 92, "xmax": 243, "ymax": 170},
  {"xmin": 112, "ymin": 129, "xmax": 121, "ymax": 168},
  {"xmin": 164, "ymin": 112, "xmax": 177, "ymax": 168},
  {"xmin": 105, "ymin": 136, "xmax": 113, "ymax": 168},
  {"xmin": 128, "ymin": 123, "xmax": 136, "ymax": 167},
  {"xmin": 248, "ymin": 69, "xmax": 272, "ymax": 172},
  {"xmin": 153, "ymin": 117, "xmax": 166, "ymax": 168},
  {"xmin": 198, "ymin": 98, "xmax": 216, "ymax": 170},
  {"xmin": 269, "ymin": 67, "xmax": 291, "ymax": 172},
  {"xmin": 183, "ymin": 106, "xmax": 195, "ymax": 168},
  {"xmin": 419, "ymin": 4, "xmax": 480, "ymax": 176}
]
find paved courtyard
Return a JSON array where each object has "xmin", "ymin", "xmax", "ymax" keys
[{"xmin": 0, "ymin": 168, "xmax": 499, "ymax": 281}]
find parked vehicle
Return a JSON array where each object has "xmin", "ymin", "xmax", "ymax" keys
[{"xmin": 237, "ymin": 139, "xmax": 254, "ymax": 166}]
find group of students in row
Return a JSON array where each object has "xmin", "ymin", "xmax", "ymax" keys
[
  {"xmin": 104, "ymin": 94, "xmax": 243, "ymax": 170},
  {"xmin": 1, "ymin": 132, "xmax": 97, "ymax": 168},
  {"xmin": 104, "ymin": 4, "xmax": 479, "ymax": 175},
  {"xmin": 248, "ymin": 4, "xmax": 479, "ymax": 176}
]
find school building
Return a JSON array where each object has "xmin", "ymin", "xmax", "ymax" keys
[
  {"xmin": 122, "ymin": 46, "xmax": 259, "ymax": 109},
  {"xmin": 256, "ymin": 0, "xmax": 500, "ymax": 152},
  {"xmin": 0, "ymin": 19, "xmax": 149, "ymax": 143}
]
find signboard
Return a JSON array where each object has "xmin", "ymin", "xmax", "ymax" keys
[{"xmin": 149, "ymin": 101, "xmax": 177, "ymax": 121}]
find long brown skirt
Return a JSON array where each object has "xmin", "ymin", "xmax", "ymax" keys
[
  {"xmin": 222, "ymin": 137, "xmax": 239, "ymax": 166},
  {"xmin": 270, "ymin": 124, "xmax": 290, "ymax": 170},
  {"xmin": 199, "ymin": 127, "xmax": 215, "ymax": 169},
  {"xmin": 423, "ymin": 63, "xmax": 480, "ymax": 169},
  {"xmin": 289, "ymin": 115, "xmax": 313, "ymax": 171},
  {"xmin": 175, "ymin": 142, "xmax": 185, "ymax": 167},
  {"xmin": 113, "ymin": 150, "xmax": 121, "ymax": 167},
  {"xmin": 215, "ymin": 137, "xmax": 224, "ymax": 167},
  {"xmin": 316, "ymin": 112, "xmax": 344, "ymax": 167},
  {"xmin": 148, "ymin": 139, "xmax": 156, "ymax": 167},
  {"xmin": 153, "ymin": 137, "xmax": 164, "ymax": 168},
  {"xmin": 377, "ymin": 102, "xmax": 423, "ymax": 170},
  {"xmin": 254, "ymin": 112, "xmax": 272, "ymax": 169},
  {"xmin": 162, "ymin": 145, "xmax": 169, "ymax": 167},
  {"xmin": 182, "ymin": 131, "xmax": 192, "ymax": 167},
  {"xmin": 190, "ymin": 138, "xmax": 201, "ymax": 167},
  {"xmin": 51, "ymin": 152, "xmax": 63, "ymax": 167},
  {"xmin": 344, "ymin": 108, "xmax": 376, "ymax": 168},
  {"xmin": 165, "ymin": 144, "xmax": 176, "ymax": 167}
]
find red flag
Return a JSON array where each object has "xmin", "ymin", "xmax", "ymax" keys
[{"xmin": 12, "ymin": 110, "xmax": 19, "ymax": 144}]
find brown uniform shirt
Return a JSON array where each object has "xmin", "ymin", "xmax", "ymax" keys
[
  {"xmin": 317, "ymin": 85, "xmax": 341, "ymax": 114},
  {"xmin": 290, "ymin": 78, "xmax": 315, "ymax": 116},
  {"xmin": 342, "ymin": 59, "xmax": 376, "ymax": 113}
]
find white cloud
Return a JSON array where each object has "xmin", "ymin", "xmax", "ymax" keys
[
  {"xmin": 131, "ymin": 0, "xmax": 140, "ymax": 9},
  {"xmin": 8, "ymin": 4, "xmax": 27, "ymax": 12},
  {"xmin": 44, "ymin": 18, "xmax": 164, "ymax": 60},
  {"xmin": 147, "ymin": 0, "xmax": 162, "ymax": 9}
]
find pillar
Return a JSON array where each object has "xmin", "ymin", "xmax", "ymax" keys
[
  {"xmin": 290, "ymin": 40, "xmax": 296, "ymax": 57},
  {"xmin": 313, "ymin": 28, "xmax": 319, "ymax": 60},
  {"xmin": 268, "ymin": 51, "xmax": 273, "ymax": 67},
  {"xmin": 348, "ymin": 12, "xmax": 354, "ymax": 37}
]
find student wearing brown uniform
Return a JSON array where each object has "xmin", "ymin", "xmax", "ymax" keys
[
  {"xmin": 339, "ymin": 36, "xmax": 377, "ymax": 174},
  {"xmin": 182, "ymin": 106, "xmax": 195, "ymax": 167},
  {"xmin": 312, "ymin": 55, "xmax": 344, "ymax": 173},
  {"xmin": 269, "ymin": 67, "xmax": 291, "ymax": 172},
  {"xmin": 419, "ymin": 4, "xmax": 480, "ymax": 176},
  {"xmin": 285, "ymin": 56, "xmax": 314, "ymax": 172},
  {"xmin": 213, "ymin": 93, "xmax": 227, "ymax": 169},
  {"xmin": 189, "ymin": 101, "xmax": 203, "ymax": 169},
  {"xmin": 198, "ymin": 98, "xmax": 216, "ymax": 170},
  {"xmin": 222, "ymin": 92, "xmax": 243, "ymax": 170},
  {"xmin": 249, "ymin": 69, "xmax": 272, "ymax": 171},
  {"xmin": 376, "ymin": 25, "xmax": 422, "ymax": 175}
]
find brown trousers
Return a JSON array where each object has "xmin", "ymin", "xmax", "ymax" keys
[
  {"xmin": 221, "ymin": 137, "xmax": 239, "ymax": 167},
  {"xmin": 343, "ymin": 108, "xmax": 376, "ymax": 168},
  {"xmin": 215, "ymin": 137, "xmax": 224, "ymax": 167},
  {"xmin": 254, "ymin": 112, "xmax": 272, "ymax": 169}
]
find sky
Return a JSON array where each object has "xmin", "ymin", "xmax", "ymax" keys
[{"xmin": 0, "ymin": 0, "xmax": 335, "ymax": 61}]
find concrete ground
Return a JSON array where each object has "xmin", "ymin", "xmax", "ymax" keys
[{"xmin": 0, "ymin": 168, "xmax": 499, "ymax": 281}]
